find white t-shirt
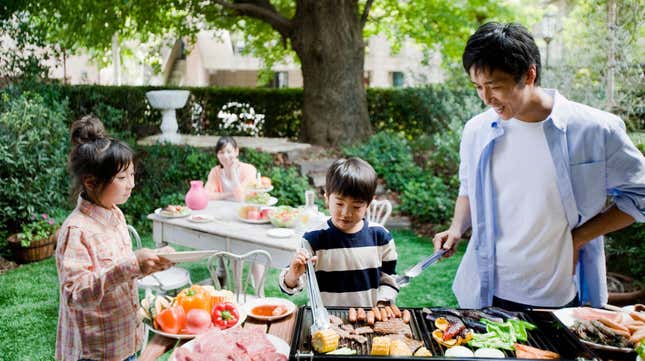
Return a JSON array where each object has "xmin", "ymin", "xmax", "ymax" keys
[{"xmin": 492, "ymin": 118, "xmax": 576, "ymax": 307}]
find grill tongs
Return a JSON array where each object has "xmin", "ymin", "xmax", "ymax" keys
[
  {"xmin": 303, "ymin": 241, "xmax": 330, "ymax": 334},
  {"xmin": 395, "ymin": 249, "xmax": 446, "ymax": 287}
]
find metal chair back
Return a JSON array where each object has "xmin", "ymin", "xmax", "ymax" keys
[
  {"xmin": 366, "ymin": 199, "xmax": 392, "ymax": 226},
  {"xmin": 207, "ymin": 250, "xmax": 272, "ymax": 304}
]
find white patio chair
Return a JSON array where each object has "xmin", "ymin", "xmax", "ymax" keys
[
  {"xmin": 207, "ymin": 250, "xmax": 272, "ymax": 304},
  {"xmin": 128, "ymin": 225, "xmax": 191, "ymax": 295},
  {"xmin": 366, "ymin": 199, "xmax": 392, "ymax": 226}
]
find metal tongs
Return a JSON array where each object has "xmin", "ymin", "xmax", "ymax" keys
[
  {"xmin": 303, "ymin": 240, "xmax": 330, "ymax": 334},
  {"xmin": 395, "ymin": 249, "xmax": 446, "ymax": 287}
]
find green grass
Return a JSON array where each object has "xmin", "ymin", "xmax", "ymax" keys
[{"xmin": 0, "ymin": 229, "xmax": 463, "ymax": 360}]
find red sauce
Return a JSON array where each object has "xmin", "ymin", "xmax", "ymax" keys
[{"xmin": 251, "ymin": 304, "xmax": 286, "ymax": 317}]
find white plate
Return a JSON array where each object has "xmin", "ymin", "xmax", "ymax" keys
[
  {"xmin": 553, "ymin": 307, "xmax": 635, "ymax": 353},
  {"xmin": 170, "ymin": 332, "xmax": 288, "ymax": 360},
  {"xmin": 149, "ymin": 307, "xmax": 247, "ymax": 340},
  {"xmin": 156, "ymin": 250, "xmax": 219, "ymax": 263},
  {"xmin": 188, "ymin": 214, "xmax": 214, "ymax": 223},
  {"xmin": 237, "ymin": 215, "xmax": 271, "ymax": 224},
  {"xmin": 155, "ymin": 207, "xmax": 191, "ymax": 218},
  {"xmin": 244, "ymin": 297, "xmax": 297, "ymax": 322},
  {"xmin": 246, "ymin": 185, "xmax": 274, "ymax": 193},
  {"xmin": 266, "ymin": 228, "xmax": 294, "ymax": 238}
]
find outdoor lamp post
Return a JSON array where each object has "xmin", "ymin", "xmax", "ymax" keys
[{"xmin": 542, "ymin": 12, "xmax": 557, "ymax": 70}]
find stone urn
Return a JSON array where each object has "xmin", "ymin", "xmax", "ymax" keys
[{"xmin": 146, "ymin": 90, "xmax": 190, "ymax": 144}]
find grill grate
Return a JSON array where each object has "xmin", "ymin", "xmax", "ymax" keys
[{"xmin": 289, "ymin": 307, "xmax": 600, "ymax": 360}]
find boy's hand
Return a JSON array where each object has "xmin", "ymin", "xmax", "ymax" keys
[
  {"xmin": 285, "ymin": 249, "xmax": 316, "ymax": 288},
  {"xmin": 135, "ymin": 247, "xmax": 175, "ymax": 275}
]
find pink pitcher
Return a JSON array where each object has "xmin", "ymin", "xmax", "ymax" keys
[{"xmin": 185, "ymin": 180, "xmax": 208, "ymax": 210}]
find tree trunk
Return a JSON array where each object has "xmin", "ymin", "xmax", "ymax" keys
[{"xmin": 291, "ymin": 0, "xmax": 372, "ymax": 146}]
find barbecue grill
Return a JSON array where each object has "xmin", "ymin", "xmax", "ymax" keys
[{"xmin": 289, "ymin": 307, "xmax": 600, "ymax": 360}]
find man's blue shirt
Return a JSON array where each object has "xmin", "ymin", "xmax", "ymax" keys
[{"xmin": 453, "ymin": 89, "xmax": 645, "ymax": 308}]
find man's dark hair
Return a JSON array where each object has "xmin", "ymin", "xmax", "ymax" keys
[
  {"xmin": 325, "ymin": 157, "xmax": 377, "ymax": 204},
  {"xmin": 463, "ymin": 22, "xmax": 541, "ymax": 85}
]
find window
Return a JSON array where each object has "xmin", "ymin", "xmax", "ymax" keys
[
  {"xmin": 391, "ymin": 71, "xmax": 405, "ymax": 88},
  {"xmin": 271, "ymin": 71, "xmax": 289, "ymax": 88}
]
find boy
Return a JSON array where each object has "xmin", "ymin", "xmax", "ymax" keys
[
  {"xmin": 433, "ymin": 22, "xmax": 645, "ymax": 310},
  {"xmin": 279, "ymin": 157, "xmax": 398, "ymax": 307}
]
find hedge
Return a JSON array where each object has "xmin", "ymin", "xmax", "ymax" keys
[{"xmin": 37, "ymin": 84, "xmax": 483, "ymax": 140}]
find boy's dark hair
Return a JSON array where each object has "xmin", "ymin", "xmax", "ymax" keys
[
  {"xmin": 68, "ymin": 116, "xmax": 134, "ymax": 202},
  {"xmin": 215, "ymin": 136, "xmax": 238, "ymax": 154},
  {"xmin": 325, "ymin": 157, "xmax": 377, "ymax": 204},
  {"xmin": 463, "ymin": 22, "xmax": 541, "ymax": 85}
]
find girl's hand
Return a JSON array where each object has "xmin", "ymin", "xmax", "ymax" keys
[
  {"xmin": 135, "ymin": 247, "xmax": 175, "ymax": 275},
  {"xmin": 284, "ymin": 249, "xmax": 316, "ymax": 288}
]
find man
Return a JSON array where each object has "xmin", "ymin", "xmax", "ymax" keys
[{"xmin": 433, "ymin": 22, "xmax": 645, "ymax": 310}]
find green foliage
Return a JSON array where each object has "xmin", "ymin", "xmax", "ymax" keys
[
  {"xmin": 239, "ymin": 148, "xmax": 274, "ymax": 175},
  {"xmin": 266, "ymin": 167, "xmax": 310, "ymax": 207},
  {"xmin": 398, "ymin": 175, "xmax": 454, "ymax": 225},
  {"xmin": 16, "ymin": 213, "xmax": 59, "ymax": 247},
  {"xmin": 542, "ymin": 0, "xmax": 644, "ymax": 129},
  {"xmin": 0, "ymin": 91, "xmax": 69, "ymax": 234},
  {"xmin": 605, "ymin": 223, "xmax": 645, "ymax": 283}
]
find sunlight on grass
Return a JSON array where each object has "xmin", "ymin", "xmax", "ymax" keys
[{"xmin": 0, "ymin": 229, "xmax": 463, "ymax": 360}]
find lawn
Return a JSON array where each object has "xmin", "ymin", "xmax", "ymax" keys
[{"xmin": 0, "ymin": 229, "xmax": 463, "ymax": 360}]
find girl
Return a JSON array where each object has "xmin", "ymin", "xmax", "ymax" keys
[
  {"xmin": 56, "ymin": 115, "xmax": 174, "ymax": 361},
  {"xmin": 205, "ymin": 136, "xmax": 257, "ymax": 201}
]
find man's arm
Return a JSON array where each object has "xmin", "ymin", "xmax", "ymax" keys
[
  {"xmin": 572, "ymin": 204, "xmax": 635, "ymax": 250},
  {"xmin": 432, "ymin": 195, "xmax": 471, "ymax": 257}
]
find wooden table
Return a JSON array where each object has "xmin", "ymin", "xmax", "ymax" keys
[
  {"xmin": 148, "ymin": 200, "xmax": 301, "ymax": 268},
  {"xmin": 139, "ymin": 308, "xmax": 298, "ymax": 361}
]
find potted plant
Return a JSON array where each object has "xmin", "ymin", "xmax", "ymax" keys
[{"xmin": 7, "ymin": 213, "xmax": 59, "ymax": 263}]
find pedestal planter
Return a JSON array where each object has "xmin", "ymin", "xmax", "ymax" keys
[
  {"xmin": 607, "ymin": 272, "xmax": 645, "ymax": 305},
  {"xmin": 8, "ymin": 233, "xmax": 56, "ymax": 264}
]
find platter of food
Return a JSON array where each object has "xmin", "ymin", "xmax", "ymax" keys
[
  {"xmin": 155, "ymin": 250, "xmax": 219, "ymax": 263},
  {"xmin": 170, "ymin": 329, "xmax": 288, "ymax": 361},
  {"xmin": 155, "ymin": 205, "xmax": 191, "ymax": 218},
  {"xmin": 244, "ymin": 192, "xmax": 278, "ymax": 206},
  {"xmin": 139, "ymin": 286, "xmax": 245, "ymax": 340},
  {"xmin": 553, "ymin": 306, "xmax": 643, "ymax": 353},
  {"xmin": 238, "ymin": 205, "xmax": 272, "ymax": 224},
  {"xmin": 244, "ymin": 297, "xmax": 296, "ymax": 322}
]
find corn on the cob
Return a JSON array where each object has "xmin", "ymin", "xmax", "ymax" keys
[
  {"xmin": 370, "ymin": 336, "xmax": 392, "ymax": 356},
  {"xmin": 388, "ymin": 339, "xmax": 412, "ymax": 356},
  {"xmin": 312, "ymin": 329, "xmax": 340, "ymax": 353}
]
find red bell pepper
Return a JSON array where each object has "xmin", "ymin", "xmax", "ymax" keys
[{"xmin": 211, "ymin": 302, "xmax": 239, "ymax": 329}]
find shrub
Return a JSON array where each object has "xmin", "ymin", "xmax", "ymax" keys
[
  {"xmin": 398, "ymin": 174, "xmax": 454, "ymax": 226},
  {"xmin": 266, "ymin": 167, "xmax": 310, "ymax": 207},
  {"xmin": 605, "ymin": 223, "xmax": 645, "ymax": 283},
  {"xmin": 0, "ymin": 91, "xmax": 69, "ymax": 234}
]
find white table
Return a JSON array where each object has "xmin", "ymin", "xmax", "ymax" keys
[{"xmin": 147, "ymin": 200, "xmax": 301, "ymax": 268}]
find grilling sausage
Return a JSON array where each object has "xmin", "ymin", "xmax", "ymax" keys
[
  {"xmin": 402, "ymin": 309, "xmax": 411, "ymax": 324},
  {"xmin": 357, "ymin": 307, "xmax": 366, "ymax": 322},
  {"xmin": 391, "ymin": 304, "xmax": 402, "ymax": 318},
  {"xmin": 348, "ymin": 307, "xmax": 357, "ymax": 323},
  {"xmin": 380, "ymin": 307, "xmax": 389, "ymax": 321},
  {"xmin": 372, "ymin": 306, "xmax": 382, "ymax": 321},
  {"xmin": 366, "ymin": 310, "xmax": 375, "ymax": 325}
]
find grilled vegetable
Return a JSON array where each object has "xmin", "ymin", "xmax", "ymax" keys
[
  {"xmin": 370, "ymin": 336, "xmax": 392, "ymax": 356},
  {"xmin": 312, "ymin": 329, "xmax": 340, "ymax": 353},
  {"xmin": 389, "ymin": 339, "xmax": 412, "ymax": 356},
  {"xmin": 413, "ymin": 347, "xmax": 433, "ymax": 357}
]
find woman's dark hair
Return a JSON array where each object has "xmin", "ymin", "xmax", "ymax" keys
[
  {"xmin": 463, "ymin": 22, "xmax": 541, "ymax": 85},
  {"xmin": 68, "ymin": 115, "xmax": 134, "ymax": 202},
  {"xmin": 215, "ymin": 136, "xmax": 238, "ymax": 154},
  {"xmin": 325, "ymin": 157, "xmax": 377, "ymax": 204}
]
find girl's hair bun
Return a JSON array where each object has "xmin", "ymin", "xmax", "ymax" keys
[{"xmin": 70, "ymin": 115, "xmax": 107, "ymax": 146}]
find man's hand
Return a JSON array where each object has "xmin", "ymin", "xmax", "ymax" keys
[{"xmin": 432, "ymin": 228, "xmax": 462, "ymax": 258}]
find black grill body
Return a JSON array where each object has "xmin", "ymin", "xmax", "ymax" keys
[{"xmin": 289, "ymin": 307, "xmax": 600, "ymax": 361}]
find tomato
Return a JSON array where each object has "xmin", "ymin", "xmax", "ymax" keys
[{"xmin": 155, "ymin": 305, "xmax": 186, "ymax": 334}]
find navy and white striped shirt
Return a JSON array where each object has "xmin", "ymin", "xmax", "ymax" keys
[{"xmin": 280, "ymin": 218, "xmax": 398, "ymax": 307}]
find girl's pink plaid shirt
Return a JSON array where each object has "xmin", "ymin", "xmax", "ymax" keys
[{"xmin": 55, "ymin": 197, "xmax": 143, "ymax": 361}]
